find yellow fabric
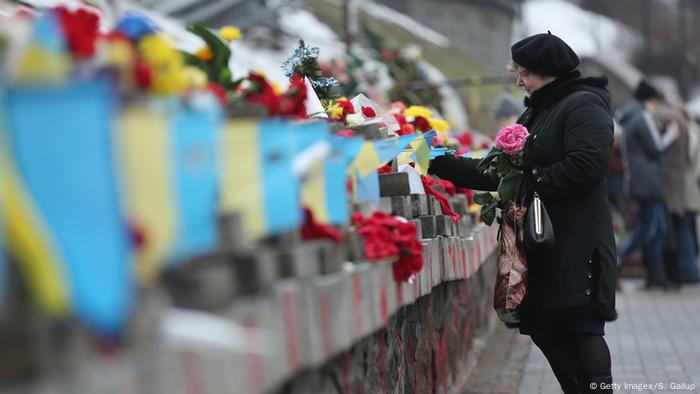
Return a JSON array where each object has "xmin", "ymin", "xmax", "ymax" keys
[
  {"xmin": 117, "ymin": 106, "xmax": 176, "ymax": 283},
  {"xmin": 219, "ymin": 119, "xmax": 265, "ymax": 240},
  {"xmin": 0, "ymin": 145, "xmax": 69, "ymax": 316},
  {"xmin": 350, "ymin": 141, "xmax": 380, "ymax": 177},
  {"xmin": 301, "ymin": 158, "xmax": 329, "ymax": 223}
]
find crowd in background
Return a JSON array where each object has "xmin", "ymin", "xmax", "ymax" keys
[{"xmin": 610, "ymin": 80, "xmax": 700, "ymax": 290}]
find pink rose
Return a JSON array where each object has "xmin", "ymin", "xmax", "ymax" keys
[{"xmin": 495, "ymin": 124, "xmax": 529, "ymax": 155}]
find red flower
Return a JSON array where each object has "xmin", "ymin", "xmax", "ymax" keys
[
  {"xmin": 338, "ymin": 99, "xmax": 355, "ymax": 115},
  {"xmin": 437, "ymin": 178, "xmax": 456, "ymax": 196},
  {"xmin": 134, "ymin": 59, "xmax": 152, "ymax": 88},
  {"xmin": 456, "ymin": 131, "xmax": 473, "ymax": 148},
  {"xmin": 301, "ymin": 207, "xmax": 343, "ymax": 242},
  {"xmin": 413, "ymin": 116, "xmax": 432, "ymax": 132},
  {"xmin": 362, "ymin": 106, "xmax": 376, "ymax": 118},
  {"xmin": 56, "ymin": 6, "xmax": 101, "ymax": 59},
  {"xmin": 352, "ymin": 211, "xmax": 424, "ymax": 282},
  {"xmin": 337, "ymin": 129, "xmax": 354, "ymax": 137},
  {"xmin": 421, "ymin": 175, "xmax": 460, "ymax": 222},
  {"xmin": 378, "ymin": 164, "xmax": 394, "ymax": 174},
  {"xmin": 398, "ymin": 123, "xmax": 415, "ymax": 135},
  {"xmin": 206, "ymin": 83, "xmax": 229, "ymax": 108},
  {"xmin": 394, "ymin": 113, "xmax": 407, "ymax": 126}
]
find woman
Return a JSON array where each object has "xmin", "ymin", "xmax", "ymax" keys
[{"xmin": 429, "ymin": 32, "xmax": 617, "ymax": 393}]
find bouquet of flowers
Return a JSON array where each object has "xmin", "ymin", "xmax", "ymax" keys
[{"xmin": 472, "ymin": 124, "xmax": 530, "ymax": 225}]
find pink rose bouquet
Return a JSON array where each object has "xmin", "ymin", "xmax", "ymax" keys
[{"xmin": 473, "ymin": 124, "xmax": 531, "ymax": 225}]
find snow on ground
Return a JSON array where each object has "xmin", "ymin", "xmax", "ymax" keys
[
  {"xmin": 517, "ymin": 0, "xmax": 641, "ymax": 61},
  {"xmin": 359, "ymin": 1, "xmax": 450, "ymax": 48}
]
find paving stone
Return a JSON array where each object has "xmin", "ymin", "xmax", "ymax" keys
[
  {"xmin": 419, "ymin": 215, "xmax": 438, "ymax": 239},
  {"xmin": 379, "ymin": 172, "xmax": 411, "ymax": 197},
  {"xmin": 410, "ymin": 193, "xmax": 429, "ymax": 217},
  {"xmin": 435, "ymin": 215, "xmax": 453, "ymax": 236},
  {"xmin": 390, "ymin": 195, "xmax": 412, "ymax": 218}
]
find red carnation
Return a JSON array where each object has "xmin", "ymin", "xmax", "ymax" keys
[
  {"xmin": 398, "ymin": 123, "xmax": 415, "ymax": 135},
  {"xmin": 362, "ymin": 106, "xmax": 376, "ymax": 118},
  {"xmin": 413, "ymin": 116, "xmax": 432, "ymax": 132},
  {"xmin": 56, "ymin": 6, "xmax": 101, "ymax": 59},
  {"xmin": 338, "ymin": 99, "xmax": 355, "ymax": 115}
]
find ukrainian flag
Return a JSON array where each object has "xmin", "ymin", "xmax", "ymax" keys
[
  {"xmin": 1, "ymin": 80, "xmax": 132, "ymax": 337},
  {"xmin": 117, "ymin": 102, "xmax": 221, "ymax": 281},
  {"xmin": 220, "ymin": 119, "xmax": 302, "ymax": 241},
  {"xmin": 303, "ymin": 135, "xmax": 363, "ymax": 225}
]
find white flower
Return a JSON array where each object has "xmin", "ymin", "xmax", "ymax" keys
[{"xmin": 346, "ymin": 113, "xmax": 366, "ymax": 127}]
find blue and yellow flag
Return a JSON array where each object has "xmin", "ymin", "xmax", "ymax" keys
[
  {"xmin": 2, "ymin": 79, "xmax": 132, "ymax": 337},
  {"xmin": 302, "ymin": 135, "xmax": 363, "ymax": 225},
  {"xmin": 220, "ymin": 119, "xmax": 302, "ymax": 241},
  {"xmin": 118, "ymin": 102, "xmax": 221, "ymax": 280}
]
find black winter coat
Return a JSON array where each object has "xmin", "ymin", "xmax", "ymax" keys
[{"xmin": 430, "ymin": 72, "xmax": 618, "ymax": 331}]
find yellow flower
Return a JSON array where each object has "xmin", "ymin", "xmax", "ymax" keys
[
  {"xmin": 328, "ymin": 104, "xmax": 344, "ymax": 119},
  {"xmin": 183, "ymin": 66, "xmax": 208, "ymax": 89},
  {"xmin": 403, "ymin": 105, "xmax": 432, "ymax": 119},
  {"xmin": 219, "ymin": 26, "xmax": 243, "ymax": 42},
  {"xmin": 272, "ymin": 82, "xmax": 282, "ymax": 96},
  {"xmin": 106, "ymin": 39, "xmax": 134, "ymax": 69},
  {"xmin": 195, "ymin": 46, "xmax": 213, "ymax": 61},
  {"xmin": 429, "ymin": 118, "xmax": 450, "ymax": 136},
  {"xmin": 139, "ymin": 35, "xmax": 187, "ymax": 95}
]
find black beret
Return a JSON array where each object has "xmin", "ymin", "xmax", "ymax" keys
[
  {"xmin": 510, "ymin": 31, "xmax": 580, "ymax": 76},
  {"xmin": 633, "ymin": 79, "xmax": 663, "ymax": 101}
]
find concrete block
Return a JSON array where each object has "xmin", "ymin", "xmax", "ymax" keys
[
  {"xmin": 411, "ymin": 219, "xmax": 423, "ymax": 240},
  {"xmin": 427, "ymin": 195, "xmax": 443, "ymax": 216},
  {"xmin": 435, "ymin": 215, "xmax": 453, "ymax": 236},
  {"xmin": 378, "ymin": 197, "xmax": 393, "ymax": 215},
  {"xmin": 232, "ymin": 249, "xmax": 276, "ymax": 295},
  {"xmin": 419, "ymin": 241, "xmax": 432, "ymax": 296},
  {"xmin": 354, "ymin": 200, "xmax": 379, "ymax": 217},
  {"xmin": 350, "ymin": 123, "xmax": 385, "ymax": 139},
  {"xmin": 310, "ymin": 240, "xmax": 345, "ymax": 275},
  {"xmin": 449, "ymin": 194, "xmax": 470, "ymax": 216},
  {"xmin": 390, "ymin": 195, "xmax": 412, "ymax": 218},
  {"xmin": 270, "ymin": 280, "xmax": 309, "ymax": 373},
  {"xmin": 277, "ymin": 242, "xmax": 322, "ymax": 279},
  {"xmin": 228, "ymin": 296, "xmax": 283, "ymax": 391},
  {"xmin": 370, "ymin": 262, "xmax": 398, "ymax": 329},
  {"xmin": 217, "ymin": 212, "xmax": 248, "ymax": 251},
  {"xmin": 350, "ymin": 264, "xmax": 376, "ymax": 341},
  {"xmin": 410, "ymin": 194, "xmax": 429, "ymax": 217},
  {"xmin": 437, "ymin": 236, "xmax": 451, "ymax": 282},
  {"xmin": 301, "ymin": 272, "xmax": 356, "ymax": 366},
  {"xmin": 347, "ymin": 233, "xmax": 365, "ymax": 262},
  {"xmin": 457, "ymin": 218, "xmax": 471, "ymax": 238},
  {"xmin": 432, "ymin": 237, "xmax": 442, "ymax": 286},
  {"xmin": 162, "ymin": 252, "xmax": 236, "ymax": 311},
  {"xmin": 419, "ymin": 215, "xmax": 437, "ymax": 239},
  {"xmin": 379, "ymin": 172, "xmax": 411, "ymax": 197}
]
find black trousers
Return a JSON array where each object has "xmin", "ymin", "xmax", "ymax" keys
[{"xmin": 530, "ymin": 330, "xmax": 613, "ymax": 393}]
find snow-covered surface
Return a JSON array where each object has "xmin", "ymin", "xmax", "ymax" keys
[
  {"xmin": 517, "ymin": 0, "xmax": 641, "ymax": 61},
  {"xmin": 360, "ymin": 0, "xmax": 450, "ymax": 48}
]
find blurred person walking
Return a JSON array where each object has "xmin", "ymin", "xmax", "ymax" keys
[
  {"xmin": 430, "ymin": 32, "xmax": 616, "ymax": 393},
  {"xmin": 676, "ymin": 105, "xmax": 700, "ymax": 284},
  {"xmin": 616, "ymin": 80, "xmax": 678, "ymax": 289}
]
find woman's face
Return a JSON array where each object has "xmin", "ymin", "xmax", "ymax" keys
[{"xmin": 515, "ymin": 68, "xmax": 556, "ymax": 96}]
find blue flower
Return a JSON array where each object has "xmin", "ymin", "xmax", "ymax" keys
[{"xmin": 118, "ymin": 13, "xmax": 156, "ymax": 40}]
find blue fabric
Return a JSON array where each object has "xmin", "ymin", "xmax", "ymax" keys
[
  {"xmin": 619, "ymin": 201, "xmax": 667, "ymax": 268},
  {"xmin": 676, "ymin": 213, "xmax": 700, "ymax": 283}
]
